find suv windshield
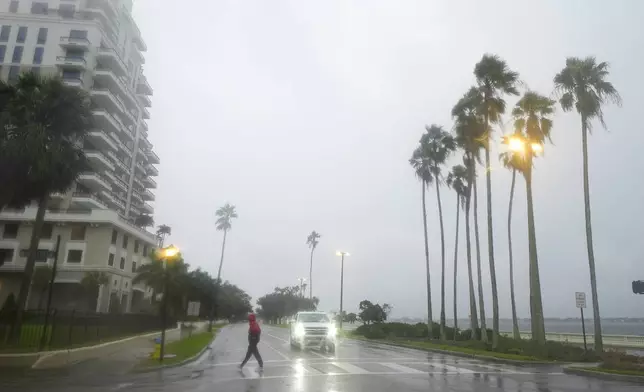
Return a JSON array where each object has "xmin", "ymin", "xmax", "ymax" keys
[{"xmin": 298, "ymin": 313, "xmax": 330, "ymax": 323}]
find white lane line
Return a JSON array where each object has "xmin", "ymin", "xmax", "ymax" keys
[
  {"xmin": 308, "ymin": 350, "xmax": 331, "ymax": 359},
  {"xmin": 428, "ymin": 362, "xmax": 474, "ymax": 374},
  {"xmin": 263, "ymin": 341, "xmax": 291, "ymax": 360},
  {"xmin": 112, "ymin": 383, "xmax": 133, "ymax": 390},
  {"xmin": 468, "ymin": 363, "xmax": 521, "ymax": 373},
  {"xmin": 265, "ymin": 333, "xmax": 289, "ymax": 343},
  {"xmin": 380, "ymin": 362, "xmax": 425, "ymax": 374},
  {"xmin": 330, "ymin": 362, "xmax": 369, "ymax": 374}
]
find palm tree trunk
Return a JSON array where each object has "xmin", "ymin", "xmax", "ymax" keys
[
  {"xmin": 10, "ymin": 195, "xmax": 48, "ymax": 342},
  {"xmin": 484, "ymin": 143, "xmax": 500, "ymax": 349},
  {"xmin": 421, "ymin": 183, "xmax": 433, "ymax": 337},
  {"xmin": 581, "ymin": 118, "xmax": 603, "ymax": 352},
  {"xmin": 309, "ymin": 248, "xmax": 314, "ymax": 300},
  {"xmin": 525, "ymin": 165, "xmax": 545, "ymax": 344},
  {"xmin": 473, "ymin": 177, "xmax": 487, "ymax": 342},
  {"xmin": 217, "ymin": 229, "xmax": 228, "ymax": 282},
  {"xmin": 435, "ymin": 183, "xmax": 446, "ymax": 341},
  {"xmin": 464, "ymin": 158, "xmax": 479, "ymax": 339},
  {"xmin": 452, "ymin": 195, "xmax": 461, "ymax": 340},
  {"xmin": 508, "ymin": 169, "xmax": 520, "ymax": 340}
]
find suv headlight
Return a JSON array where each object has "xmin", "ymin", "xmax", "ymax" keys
[
  {"xmin": 327, "ymin": 325, "xmax": 337, "ymax": 338},
  {"xmin": 294, "ymin": 323, "xmax": 305, "ymax": 338}
]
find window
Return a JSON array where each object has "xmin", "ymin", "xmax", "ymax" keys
[
  {"xmin": 37, "ymin": 28, "xmax": 47, "ymax": 44},
  {"xmin": 113, "ymin": 279, "xmax": 117, "ymax": 286},
  {"xmin": 111, "ymin": 229, "xmax": 118, "ymax": 245},
  {"xmin": 119, "ymin": 257, "xmax": 125, "ymax": 270},
  {"xmin": 67, "ymin": 249, "xmax": 83, "ymax": 263},
  {"xmin": 8, "ymin": 65, "xmax": 20, "ymax": 81},
  {"xmin": 0, "ymin": 249, "xmax": 14, "ymax": 264},
  {"xmin": 0, "ymin": 45, "xmax": 5, "ymax": 62},
  {"xmin": 108, "ymin": 253, "xmax": 115, "ymax": 267},
  {"xmin": 131, "ymin": 261, "xmax": 137, "ymax": 273},
  {"xmin": 32, "ymin": 47, "xmax": 43, "ymax": 64},
  {"xmin": 122, "ymin": 235, "xmax": 128, "ymax": 249},
  {"xmin": 61, "ymin": 69, "xmax": 80, "ymax": 80},
  {"xmin": 58, "ymin": 4, "xmax": 74, "ymax": 18},
  {"xmin": 70, "ymin": 225, "xmax": 86, "ymax": 240},
  {"xmin": 134, "ymin": 240, "xmax": 139, "ymax": 253},
  {"xmin": 12, "ymin": 46, "xmax": 23, "ymax": 62},
  {"xmin": 1, "ymin": 26, "xmax": 11, "ymax": 42},
  {"xmin": 16, "ymin": 26, "xmax": 26, "ymax": 43},
  {"xmin": 9, "ymin": 1, "xmax": 18, "ymax": 13},
  {"xmin": 69, "ymin": 29, "xmax": 87, "ymax": 39},
  {"xmin": 3, "ymin": 223, "xmax": 18, "ymax": 239},
  {"xmin": 40, "ymin": 223, "xmax": 52, "ymax": 239},
  {"xmin": 142, "ymin": 245, "xmax": 148, "ymax": 257},
  {"xmin": 35, "ymin": 249, "xmax": 49, "ymax": 263},
  {"xmin": 30, "ymin": 2, "xmax": 48, "ymax": 14},
  {"xmin": 124, "ymin": 282, "xmax": 128, "ymax": 289}
]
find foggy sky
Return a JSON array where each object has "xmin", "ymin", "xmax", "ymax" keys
[{"xmin": 134, "ymin": 0, "xmax": 644, "ymax": 319}]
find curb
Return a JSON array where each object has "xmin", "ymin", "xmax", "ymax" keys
[
  {"xmin": 344, "ymin": 336, "xmax": 566, "ymax": 366},
  {"xmin": 563, "ymin": 366, "xmax": 644, "ymax": 384}
]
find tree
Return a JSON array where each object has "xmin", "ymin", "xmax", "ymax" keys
[
  {"xmin": 358, "ymin": 300, "xmax": 390, "ymax": 324},
  {"xmin": 446, "ymin": 164, "xmax": 467, "ymax": 339},
  {"xmin": 80, "ymin": 271, "xmax": 109, "ymax": 311},
  {"xmin": 410, "ymin": 125, "xmax": 456, "ymax": 340},
  {"xmin": 452, "ymin": 88, "xmax": 485, "ymax": 339},
  {"xmin": 135, "ymin": 214, "xmax": 154, "ymax": 228},
  {"xmin": 346, "ymin": 312, "xmax": 358, "ymax": 324},
  {"xmin": 215, "ymin": 203, "xmax": 237, "ymax": 284},
  {"xmin": 474, "ymin": 54, "xmax": 520, "ymax": 348},
  {"xmin": 156, "ymin": 225, "xmax": 171, "ymax": 248},
  {"xmin": 507, "ymin": 91, "xmax": 556, "ymax": 345},
  {"xmin": 256, "ymin": 286, "xmax": 319, "ymax": 323},
  {"xmin": 553, "ymin": 57, "xmax": 621, "ymax": 352},
  {"xmin": 133, "ymin": 250, "xmax": 189, "ymax": 317},
  {"xmin": 499, "ymin": 132, "xmax": 524, "ymax": 340},
  {"xmin": 4, "ymin": 73, "xmax": 93, "ymax": 342},
  {"xmin": 472, "ymin": 164, "xmax": 487, "ymax": 343},
  {"xmin": 306, "ymin": 231, "xmax": 321, "ymax": 299},
  {"xmin": 31, "ymin": 265, "xmax": 53, "ymax": 310}
]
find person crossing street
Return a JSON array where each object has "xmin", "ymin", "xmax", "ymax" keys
[{"xmin": 239, "ymin": 313, "xmax": 263, "ymax": 370}]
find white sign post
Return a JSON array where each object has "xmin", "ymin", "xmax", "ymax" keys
[
  {"xmin": 187, "ymin": 301, "xmax": 201, "ymax": 317},
  {"xmin": 575, "ymin": 292, "xmax": 588, "ymax": 351}
]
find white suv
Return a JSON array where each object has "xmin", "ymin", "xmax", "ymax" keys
[{"xmin": 289, "ymin": 311, "xmax": 337, "ymax": 353}]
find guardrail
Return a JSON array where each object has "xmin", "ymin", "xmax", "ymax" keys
[{"xmin": 500, "ymin": 331, "xmax": 644, "ymax": 348}]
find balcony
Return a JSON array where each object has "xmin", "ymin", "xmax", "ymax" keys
[
  {"xmin": 71, "ymin": 192, "xmax": 107, "ymax": 210},
  {"xmin": 143, "ymin": 176, "xmax": 156, "ymax": 189},
  {"xmin": 91, "ymin": 89, "xmax": 124, "ymax": 116},
  {"xmin": 142, "ymin": 189, "xmax": 155, "ymax": 202},
  {"xmin": 92, "ymin": 109, "xmax": 121, "ymax": 134},
  {"xmin": 137, "ymin": 94, "xmax": 151, "ymax": 107},
  {"xmin": 137, "ymin": 75, "xmax": 153, "ymax": 96},
  {"xmin": 94, "ymin": 70, "xmax": 135, "ymax": 107},
  {"xmin": 56, "ymin": 56, "xmax": 87, "ymax": 70},
  {"xmin": 133, "ymin": 175, "xmax": 144, "ymax": 188},
  {"xmin": 87, "ymin": 130, "xmax": 117, "ymax": 151},
  {"xmin": 107, "ymin": 151, "xmax": 129, "ymax": 172},
  {"xmin": 110, "ymin": 173, "xmax": 128, "ymax": 192},
  {"xmin": 142, "ymin": 202, "xmax": 154, "ymax": 214},
  {"xmin": 103, "ymin": 191, "xmax": 126, "ymax": 210},
  {"xmin": 135, "ymin": 161, "xmax": 146, "ymax": 174},
  {"xmin": 62, "ymin": 76, "xmax": 84, "ymax": 88},
  {"xmin": 60, "ymin": 36, "xmax": 91, "ymax": 50},
  {"xmin": 96, "ymin": 47, "xmax": 127, "ymax": 76},
  {"xmin": 146, "ymin": 164, "xmax": 159, "ymax": 177},
  {"xmin": 78, "ymin": 172, "xmax": 110, "ymax": 193},
  {"xmin": 145, "ymin": 149, "xmax": 160, "ymax": 164},
  {"xmin": 85, "ymin": 150, "xmax": 115, "ymax": 172},
  {"xmin": 131, "ymin": 189, "xmax": 143, "ymax": 203},
  {"xmin": 84, "ymin": 7, "xmax": 119, "ymax": 38},
  {"xmin": 142, "ymin": 107, "xmax": 150, "ymax": 120},
  {"xmin": 121, "ymin": 122, "xmax": 135, "ymax": 141}
]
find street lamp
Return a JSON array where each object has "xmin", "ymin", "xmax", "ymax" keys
[
  {"xmin": 336, "ymin": 251, "xmax": 350, "ymax": 329},
  {"xmin": 158, "ymin": 245, "xmax": 179, "ymax": 362},
  {"xmin": 297, "ymin": 277, "xmax": 307, "ymax": 298}
]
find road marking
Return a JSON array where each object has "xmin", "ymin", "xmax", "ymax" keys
[
  {"xmin": 308, "ymin": 350, "xmax": 331, "ymax": 359},
  {"xmin": 380, "ymin": 362, "xmax": 425, "ymax": 374},
  {"xmin": 468, "ymin": 363, "xmax": 521, "ymax": 373},
  {"xmin": 330, "ymin": 361, "xmax": 369, "ymax": 374},
  {"xmin": 265, "ymin": 333, "xmax": 289, "ymax": 343},
  {"xmin": 428, "ymin": 362, "xmax": 474, "ymax": 374},
  {"xmin": 263, "ymin": 341, "xmax": 291, "ymax": 360},
  {"xmin": 112, "ymin": 383, "xmax": 133, "ymax": 390}
]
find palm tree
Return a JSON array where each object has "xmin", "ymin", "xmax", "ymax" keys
[
  {"xmin": 500, "ymin": 132, "xmax": 524, "ymax": 340},
  {"xmin": 554, "ymin": 57, "xmax": 621, "ymax": 352},
  {"xmin": 507, "ymin": 91, "xmax": 556, "ymax": 345},
  {"xmin": 452, "ymin": 88, "xmax": 485, "ymax": 339},
  {"xmin": 472, "ymin": 172, "xmax": 487, "ymax": 342},
  {"xmin": 31, "ymin": 266, "xmax": 53, "ymax": 310},
  {"xmin": 80, "ymin": 271, "xmax": 109, "ymax": 311},
  {"xmin": 156, "ymin": 224, "xmax": 172, "ymax": 248},
  {"xmin": 4, "ymin": 73, "xmax": 92, "ymax": 342},
  {"xmin": 215, "ymin": 203, "xmax": 238, "ymax": 283},
  {"xmin": 135, "ymin": 214, "xmax": 154, "ymax": 228},
  {"xmin": 306, "ymin": 231, "xmax": 321, "ymax": 299},
  {"xmin": 133, "ymin": 250, "xmax": 189, "ymax": 317},
  {"xmin": 410, "ymin": 125, "xmax": 456, "ymax": 340},
  {"xmin": 446, "ymin": 164, "xmax": 467, "ymax": 339},
  {"xmin": 474, "ymin": 54, "xmax": 520, "ymax": 348}
]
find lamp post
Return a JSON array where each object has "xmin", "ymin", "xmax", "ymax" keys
[
  {"xmin": 159, "ymin": 245, "xmax": 179, "ymax": 362},
  {"xmin": 336, "ymin": 251, "xmax": 349, "ymax": 329}
]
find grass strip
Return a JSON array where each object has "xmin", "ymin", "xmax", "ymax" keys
[{"xmin": 138, "ymin": 330, "xmax": 215, "ymax": 368}]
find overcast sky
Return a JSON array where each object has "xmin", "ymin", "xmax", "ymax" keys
[{"xmin": 133, "ymin": 0, "xmax": 644, "ymax": 319}]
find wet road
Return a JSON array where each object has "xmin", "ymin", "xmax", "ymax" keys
[{"xmin": 3, "ymin": 324, "xmax": 642, "ymax": 391}]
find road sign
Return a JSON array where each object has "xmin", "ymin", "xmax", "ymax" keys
[
  {"xmin": 575, "ymin": 292, "xmax": 586, "ymax": 309},
  {"xmin": 187, "ymin": 301, "xmax": 201, "ymax": 317}
]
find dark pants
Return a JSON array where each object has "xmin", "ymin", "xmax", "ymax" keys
[{"xmin": 241, "ymin": 340, "xmax": 263, "ymax": 367}]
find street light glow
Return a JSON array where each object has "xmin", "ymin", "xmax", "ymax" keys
[
  {"xmin": 162, "ymin": 245, "xmax": 179, "ymax": 258},
  {"xmin": 531, "ymin": 143, "xmax": 544, "ymax": 153},
  {"xmin": 507, "ymin": 137, "xmax": 525, "ymax": 152},
  {"xmin": 336, "ymin": 251, "xmax": 350, "ymax": 257}
]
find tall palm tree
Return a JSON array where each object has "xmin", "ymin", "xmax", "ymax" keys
[
  {"xmin": 554, "ymin": 57, "xmax": 621, "ymax": 352},
  {"xmin": 499, "ymin": 132, "xmax": 524, "ymax": 340},
  {"xmin": 452, "ymin": 88, "xmax": 485, "ymax": 339},
  {"xmin": 474, "ymin": 54, "xmax": 520, "ymax": 348},
  {"xmin": 508, "ymin": 91, "xmax": 556, "ymax": 345},
  {"xmin": 215, "ymin": 203, "xmax": 238, "ymax": 283},
  {"xmin": 156, "ymin": 224, "xmax": 172, "ymax": 248},
  {"xmin": 4, "ymin": 73, "xmax": 92, "ymax": 342},
  {"xmin": 472, "ymin": 174, "xmax": 487, "ymax": 342},
  {"xmin": 446, "ymin": 164, "xmax": 467, "ymax": 339},
  {"xmin": 306, "ymin": 231, "xmax": 321, "ymax": 299},
  {"xmin": 410, "ymin": 125, "xmax": 456, "ymax": 340}
]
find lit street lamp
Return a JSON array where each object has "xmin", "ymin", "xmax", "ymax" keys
[
  {"xmin": 159, "ymin": 245, "xmax": 179, "ymax": 362},
  {"xmin": 336, "ymin": 251, "xmax": 350, "ymax": 329}
]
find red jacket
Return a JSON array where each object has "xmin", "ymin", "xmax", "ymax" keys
[{"xmin": 248, "ymin": 313, "xmax": 261, "ymax": 341}]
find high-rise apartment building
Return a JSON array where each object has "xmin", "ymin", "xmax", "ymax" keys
[{"xmin": 0, "ymin": 0, "xmax": 159, "ymax": 313}]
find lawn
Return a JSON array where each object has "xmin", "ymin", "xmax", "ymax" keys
[{"xmin": 137, "ymin": 330, "xmax": 216, "ymax": 368}]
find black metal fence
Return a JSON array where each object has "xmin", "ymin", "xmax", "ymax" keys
[{"xmin": 0, "ymin": 310, "xmax": 176, "ymax": 353}]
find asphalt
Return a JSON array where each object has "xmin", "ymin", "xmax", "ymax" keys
[{"xmin": 1, "ymin": 324, "xmax": 642, "ymax": 391}]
